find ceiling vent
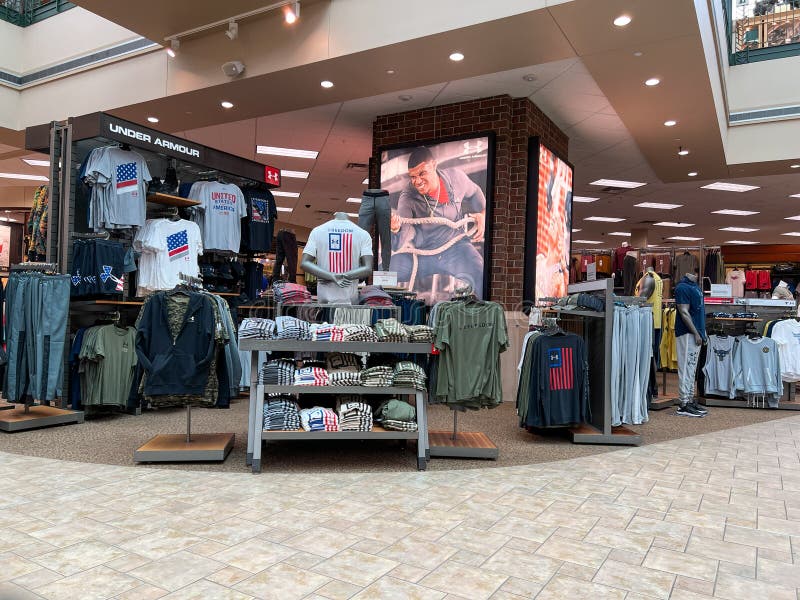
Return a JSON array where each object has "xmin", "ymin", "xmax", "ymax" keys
[
  {"xmin": 598, "ymin": 186, "xmax": 629, "ymax": 195},
  {"xmin": 346, "ymin": 162, "xmax": 369, "ymax": 171},
  {"xmin": 636, "ymin": 220, "xmax": 659, "ymax": 225}
]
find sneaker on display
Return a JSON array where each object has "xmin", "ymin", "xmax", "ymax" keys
[
  {"xmin": 689, "ymin": 401, "xmax": 708, "ymax": 414},
  {"xmin": 676, "ymin": 403, "xmax": 705, "ymax": 417}
]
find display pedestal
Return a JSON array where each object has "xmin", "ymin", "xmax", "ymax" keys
[
  {"xmin": 134, "ymin": 433, "xmax": 234, "ymax": 462},
  {"xmin": 0, "ymin": 400, "xmax": 14, "ymax": 411},
  {"xmin": 0, "ymin": 404, "xmax": 84, "ymax": 432},
  {"xmin": 428, "ymin": 430, "xmax": 498, "ymax": 459},
  {"xmin": 649, "ymin": 398, "xmax": 676, "ymax": 410},
  {"xmin": 569, "ymin": 423, "xmax": 641, "ymax": 446}
]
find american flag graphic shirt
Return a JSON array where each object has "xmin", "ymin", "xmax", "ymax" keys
[
  {"xmin": 328, "ymin": 232, "xmax": 353, "ymax": 273},
  {"xmin": 548, "ymin": 347, "xmax": 574, "ymax": 391},
  {"xmin": 116, "ymin": 162, "xmax": 138, "ymax": 194},
  {"xmin": 167, "ymin": 230, "xmax": 189, "ymax": 261}
]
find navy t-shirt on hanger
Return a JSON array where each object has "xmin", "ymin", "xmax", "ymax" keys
[{"xmin": 241, "ymin": 187, "xmax": 278, "ymax": 253}]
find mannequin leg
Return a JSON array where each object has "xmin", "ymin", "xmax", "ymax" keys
[{"xmin": 676, "ymin": 334, "xmax": 700, "ymax": 406}]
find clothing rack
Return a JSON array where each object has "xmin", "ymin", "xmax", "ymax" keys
[
  {"xmin": 10, "ymin": 262, "xmax": 58, "ymax": 273},
  {"xmin": 71, "ymin": 231, "xmax": 110, "ymax": 240}
]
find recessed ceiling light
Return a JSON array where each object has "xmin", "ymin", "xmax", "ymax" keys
[
  {"xmin": 791, "ymin": 164, "xmax": 800, "ymax": 169},
  {"xmin": 449, "ymin": 52, "xmax": 465, "ymax": 62},
  {"xmin": 346, "ymin": 197, "xmax": 362, "ymax": 204},
  {"xmin": 589, "ymin": 179, "xmax": 646, "ymax": 188},
  {"xmin": 398, "ymin": 94, "xmax": 413, "ymax": 102},
  {"xmin": 386, "ymin": 69, "xmax": 396, "ymax": 75},
  {"xmin": 257, "ymin": 146, "xmax": 319, "ymax": 159},
  {"xmin": 688, "ymin": 172, "xmax": 698, "ymax": 177},
  {"xmin": 320, "ymin": 80, "xmax": 334, "ymax": 88},
  {"xmin": 678, "ymin": 148, "xmax": 690, "ymax": 156},
  {"xmin": 584, "ymin": 216, "xmax": 625, "ymax": 222},
  {"xmin": 664, "ymin": 120, "xmax": 677, "ymax": 127},
  {"xmin": 0, "ymin": 172, "xmax": 49, "ymax": 181},
  {"xmin": 791, "ymin": 194, "xmax": 800, "ymax": 199},
  {"xmin": 522, "ymin": 74, "xmax": 537, "ymax": 82},
  {"xmin": 571, "ymin": 228, "xmax": 582, "ymax": 233},
  {"xmin": 22, "ymin": 159, "xmax": 49, "ymax": 167},
  {"xmin": 272, "ymin": 191, "xmax": 301, "ymax": 198},
  {"xmin": 712, "ymin": 209, "xmax": 759, "ymax": 216},
  {"xmin": 280, "ymin": 170, "xmax": 309, "ymax": 179},
  {"xmin": 702, "ymin": 182, "xmax": 759, "ymax": 192},
  {"xmin": 276, "ymin": 207, "xmax": 294, "ymax": 212},
  {"xmin": 346, "ymin": 212, "xmax": 359, "ymax": 218},
  {"xmin": 654, "ymin": 221, "xmax": 695, "ymax": 228},
  {"xmin": 613, "ymin": 14, "xmax": 632, "ymax": 26},
  {"xmin": 573, "ymin": 239, "xmax": 604, "ymax": 244},
  {"xmin": 7, "ymin": 218, "xmax": 16, "ymax": 222},
  {"xmin": 782, "ymin": 232, "xmax": 800, "ymax": 236},
  {"xmin": 609, "ymin": 232, "xmax": 631, "ymax": 237},
  {"xmin": 633, "ymin": 51, "xmax": 643, "ymax": 57},
  {"xmin": 634, "ymin": 202, "xmax": 682, "ymax": 209},
  {"xmin": 147, "ymin": 117, "xmax": 159, "ymax": 123},
  {"xmin": 785, "ymin": 215, "xmax": 800, "ymax": 221},
  {"xmin": 220, "ymin": 101, "xmax": 234, "ymax": 109},
  {"xmin": 572, "ymin": 196, "xmax": 599, "ymax": 203},
  {"xmin": 361, "ymin": 178, "xmax": 369, "ymax": 185},
  {"xmin": 645, "ymin": 78, "xmax": 660, "ymax": 86},
  {"xmin": 719, "ymin": 226, "xmax": 759, "ymax": 232},
  {"xmin": 725, "ymin": 240, "xmax": 759, "ymax": 245},
  {"xmin": 668, "ymin": 236, "xmax": 703, "ymax": 241}
]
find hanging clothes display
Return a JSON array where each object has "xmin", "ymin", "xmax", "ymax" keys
[
  {"xmin": 622, "ymin": 253, "xmax": 638, "ymax": 295},
  {"xmin": 77, "ymin": 324, "xmax": 137, "ymax": 409},
  {"xmin": 187, "ymin": 180, "xmax": 247, "ymax": 253},
  {"xmin": 610, "ymin": 305, "xmax": 652, "ymax": 426},
  {"xmin": 70, "ymin": 239, "xmax": 137, "ymax": 297},
  {"xmin": 769, "ymin": 319, "xmax": 800, "ymax": 383},
  {"xmin": 432, "ymin": 299, "xmax": 508, "ymax": 409},
  {"xmin": 659, "ymin": 306, "xmax": 678, "ymax": 370},
  {"xmin": 674, "ymin": 251, "xmax": 700, "ymax": 281},
  {"xmin": 26, "ymin": 185, "xmax": 48, "ymax": 261},
  {"xmin": 517, "ymin": 329, "xmax": 590, "ymax": 428},
  {"xmin": 701, "ymin": 334, "xmax": 735, "ymax": 397},
  {"xmin": 240, "ymin": 185, "xmax": 278, "ymax": 253},
  {"xmin": 4, "ymin": 271, "xmax": 70, "ymax": 403},
  {"xmin": 133, "ymin": 218, "xmax": 203, "ymax": 296},
  {"xmin": 725, "ymin": 268, "xmax": 746, "ymax": 297},
  {"xmin": 729, "ymin": 335, "xmax": 782, "ymax": 406},
  {"xmin": 273, "ymin": 229, "xmax": 298, "ymax": 281}
]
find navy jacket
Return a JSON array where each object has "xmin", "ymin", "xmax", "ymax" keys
[{"xmin": 135, "ymin": 292, "xmax": 216, "ymax": 396}]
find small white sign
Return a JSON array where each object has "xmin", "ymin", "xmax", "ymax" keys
[
  {"xmin": 710, "ymin": 284, "xmax": 732, "ymax": 297},
  {"xmin": 586, "ymin": 263, "xmax": 597, "ymax": 282},
  {"xmin": 373, "ymin": 271, "xmax": 398, "ymax": 287}
]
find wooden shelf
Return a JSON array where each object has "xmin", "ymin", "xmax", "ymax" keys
[
  {"xmin": 708, "ymin": 317, "xmax": 763, "ymax": 322},
  {"xmin": 261, "ymin": 385, "xmax": 423, "ymax": 395},
  {"xmin": 71, "ymin": 299, "xmax": 143, "ymax": 309},
  {"xmin": 428, "ymin": 430, "xmax": 498, "ymax": 459},
  {"xmin": 214, "ymin": 292, "xmax": 239, "ymax": 297},
  {"xmin": 146, "ymin": 193, "xmax": 200, "ymax": 208}
]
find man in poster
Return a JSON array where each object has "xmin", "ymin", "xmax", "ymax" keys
[
  {"xmin": 389, "ymin": 146, "xmax": 486, "ymax": 298},
  {"xmin": 535, "ymin": 147, "xmax": 572, "ymax": 300}
]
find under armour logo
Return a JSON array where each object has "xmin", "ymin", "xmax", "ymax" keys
[
  {"xmin": 99, "ymin": 265, "xmax": 113, "ymax": 283},
  {"xmin": 71, "ymin": 271, "xmax": 81, "ymax": 286},
  {"xmin": 462, "ymin": 140, "xmax": 485, "ymax": 155}
]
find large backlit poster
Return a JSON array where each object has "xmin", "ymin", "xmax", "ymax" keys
[
  {"xmin": 379, "ymin": 133, "xmax": 494, "ymax": 305},
  {"xmin": 0, "ymin": 225, "xmax": 10, "ymax": 269},
  {"xmin": 524, "ymin": 138, "xmax": 573, "ymax": 304}
]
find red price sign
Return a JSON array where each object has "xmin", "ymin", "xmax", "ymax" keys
[{"xmin": 264, "ymin": 165, "xmax": 281, "ymax": 187}]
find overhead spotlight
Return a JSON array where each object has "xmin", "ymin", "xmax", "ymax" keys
[
  {"xmin": 284, "ymin": 1, "xmax": 300, "ymax": 24},
  {"xmin": 613, "ymin": 15, "xmax": 632, "ymax": 26},
  {"xmin": 225, "ymin": 20, "xmax": 238, "ymax": 40},
  {"xmin": 678, "ymin": 146, "xmax": 690, "ymax": 156},
  {"xmin": 449, "ymin": 51, "xmax": 465, "ymax": 62},
  {"xmin": 688, "ymin": 171, "xmax": 698, "ymax": 176},
  {"xmin": 320, "ymin": 80, "xmax": 334, "ymax": 89},
  {"xmin": 645, "ymin": 77, "xmax": 660, "ymax": 86},
  {"xmin": 220, "ymin": 100, "xmax": 234, "ymax": 109},
  {"xmin": 166, "ymin": 38, "xmax": 179, "ymax": 58},
  {"xmin": 664, "ymin": 120, "xmax": 677, "ymax": 127},
  {"xmin": 147, "ymin": 117, "xmax": 159, "ymax": 123},
  {"xmin": 792, "ymin": 164, "xmax": 800, "ymax": 169}
]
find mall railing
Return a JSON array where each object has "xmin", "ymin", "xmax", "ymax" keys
[
  {"xmin": 0, "ymin": 0, "xmax": 73, "ymax": 26},
  {"xmin": 727, "ymin": 0, "xmax": 800, "ymax": 64}
]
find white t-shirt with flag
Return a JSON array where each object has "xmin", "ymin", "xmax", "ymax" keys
[
  {"xmin": 304, "ymin": 218, "xmax": 373, "ymax": 304},
  {"xmin": 134, "ymin": 218, "xmax": 202, "ymax": 296}
]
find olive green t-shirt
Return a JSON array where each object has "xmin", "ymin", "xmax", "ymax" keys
[{"xmin": 81, "ymin": 325, "xmax": 137, "ymax": 407}]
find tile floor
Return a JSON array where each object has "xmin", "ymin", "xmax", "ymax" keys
[{"xmin": 2, "ymin": 415, "xmax": 800, "ymax": 599}]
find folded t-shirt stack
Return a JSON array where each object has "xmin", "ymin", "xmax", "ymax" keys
[
  {"xmin": 239, "ymin": 318, "xmax": 276, "ymax": 340},
  {"xmin": 403, "ymin": 324, "xmax": 434, "ymax": 344},
  {"xmin": 311, "ymin": 324, "xmax": 345, "ymax": 342},
  {"xmin": 327, "ymin": 353, "xmax": 362, "ymax": 386},
  {"xmin": 259, "ymin": 359, "xmax": 297, "ymax": 385},
  {"xmin": 342, "ymin": 325, "xmax": 378, "ymax": 342},
  {"xmin": 275, "ymin": 316, "xmax": 311, "ymax": 340},
  {"xmin": 375, "ymin": 318, "xmax": 408, "ymax": 343},
  {"xmin": 337, "ymin": 398, "xmax": 373, "ymax": 431},
  {"xmin": 361, "ymin": 365, "xmax": 394, "ymax": 387},
  {"xmin": 300, "ymin": 406, "xmax": 339, "ymax": 431},
  {"xmin": 374, "ymin": 398, "xmax": 417, "ymax": 432},
  {"xmin": 392, "ymin": 361, "xmax": 427, "ymax": 390},
  {"xmin": 273, "ymin": 282, "xmax": 312, "ymax": 304},
  {"xmin": 294, "ymin": 366, "xmax": 329, "ymax": 386},
  {"xmin": 359, "ymin": 285, "xmax": 394, "ymax": 307},
  {"xmin": 263, "ymin": 397, "xmax": 301, "ymax": 431}
]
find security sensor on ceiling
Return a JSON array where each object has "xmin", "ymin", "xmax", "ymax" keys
[{"xmin": 222, "ymin": 61, "xmax": 245, "ymax": 77}]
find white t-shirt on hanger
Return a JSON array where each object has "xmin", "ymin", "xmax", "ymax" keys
[
  {"xmin": 189, "ymin": 181, "xmax": 246, "ymax": 252},
  {"xmin": 770, "ymin": 319, "xmax": 800, "ymax": 382},
  {"xmin": 134, "ymin": 218, "xmax": 203, "ymax": 295}
]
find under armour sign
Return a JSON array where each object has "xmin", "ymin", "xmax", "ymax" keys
[{"xmin": 264, "ymin": 165, "xmax": 281, "ymax": 187}]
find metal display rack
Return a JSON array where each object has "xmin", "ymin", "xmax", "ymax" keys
[{"xmin": 240, "ymin": 339, "xmax": 431, "ymax": 473}]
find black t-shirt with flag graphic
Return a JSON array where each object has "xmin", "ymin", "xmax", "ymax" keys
[{"xmin": 241, "ymin": 188, "xmax": 278, "ymax": 253}]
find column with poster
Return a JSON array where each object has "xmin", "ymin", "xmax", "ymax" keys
[
  {"xmin": 379, "ymin": 134, "xmax": 494, "ymax": 305},
  {"xmin": 0, "ymin": 224, "xmax": 10, "ymax": 269},
  {"xmin": 523, "ymin": 138, "xmax": 574, "ymax": 304}
]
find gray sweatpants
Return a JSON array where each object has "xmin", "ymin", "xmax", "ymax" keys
[{"xmin": 676, "ymin": 333, "xmax": 701, "ymax": 404}]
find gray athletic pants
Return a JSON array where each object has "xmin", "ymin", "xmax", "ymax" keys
[{"xmin": 676, "ymin": 333, "xmax": 700, "ymax": 405}]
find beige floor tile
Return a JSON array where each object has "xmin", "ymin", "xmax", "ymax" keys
[
  {"xmin": 607, "ymin": 548, "xmax": 645, "ymax": 565},
  {"xmin": 480, "ymin": 546, "xmax": 561, "ymax": 583},
  {"xmin": 626, "ymin": 516, "xmax": 692, "ymax": 545},
  {"xmin": 205, "ymin": 565, "xmax": 252, "ymax": 587},
  {"xmin": 160, "ymin": 579, "xmax": 253, "ymax": 599},
  {"xmin": 669, "ymin": 590, "xmax": 715, "ymax": 600},
  {"xmin": 28, "ymin": 519, "xmax": 120, "ymax": 550},
  {"xmin": 593, "ymin": 559, "xmax": 675, "ymax": 599},
  {"xmin": 388, "ymin": 563, "xmax": 430, "ymax": 584},
  {"xmin": 284, "ymin": 527, "xmax": 361, "ymax": 558},
  {"xmin": 488, "ymin": 516, "xmax": 557, "ymax": 543},
  {"xmin": 556, "ymin": 561, "xmax": 597, "ymax": 582},
  {"xmin": 33, "ymin": 565, "xmax": 139, "ymax": 600},
  {"xmin": 756, "ymin": 556, "xmax": 800, "ymax": 588},
  {"xmin": 642, "ymin": 547, "xmax": 717, "ymax": 581},
  {"xmin": 313, "ymin": 549, "xmax": 398, "ymax": 587},
  {"xmin": 535, "ymin": 536, "xmax": 610, "ymax": 569},
  {"xmin": 31, "ymin": 540, "xmax": 129, "ymax": 576},
  {"xmin": 103, "ymin": 552, "xmax": 150, "ymax": 573},
  {"xmin": 497, "ymin": 577, "xmax": 541, "ymax": 597},
  {"xmin": 536, "ymin": 575, "xmax": 626, "ymax": 600},
  {"xmin": 451, "ymin": 549, "xmax": 489, "ymax": 567},
  {"xmin": 714, "ymin": 572, "xmax": 795, "ymax": 600},
  {"xmin": 583, "ymin": 525, "xmax": 654, "ymax": 553},
  {"xmin": 350, "ymin": 576, "xmax": 445, "ymax": 600},
  {"xmin": 438, "ymin": 526, "xmax": 510, "ymax": 555},
  {"xmin": 0, "ymin": 581, "xmax": 47, "ymax": 600},
  {"xmin": 210, "ymin": 539, "xmax": 297, "ymax": 573},
  {"xmin": 235, "ymin": 562, "xmax": 330, "ymax": 599},
  {"xmin": 717, "ymin": 560, "xmax": 755, "ymax": 578},
  {"xmin": 11, "ymin": 568, "xmax": 62, "ymax": 590},
  {"xmin": 316, "ymin": 579, "xmax": 362, "ymax": 600},
  {"xmin": 282, "ymin": 550, "xmax": 326, "ymax": 569},
  {"xmin": 685, "ymin": 534, "xmax": 757, "ymax": 566},
  {"xmin": 757, "ymin": 515, "xmax": 800, "ymax": 536},
  {"xmin": 116, "ymin": 583, "xmax": 170, "ymax": 600},
  {"xmin": 723, "ymin": 524, "xmax": 791, "ymax": 552},
  {"xmin": 420, "ymin": 562, "xmax": 507, "ymax": 600},
  {"xmin": 346, "ymin": 520, "xmax": 417, "ymax": 545},
  {"xmin": 186, "ymin": 539, "xmax": 229, "ymax": 557},
  {"xmin": 0, "ymin": 553, "xmax": 42, "ymax": 583},
  {"xmin": 12, "ymin": 540, "xmax": 58, "ymax": 559},
  {"xmin": 118, "ymin": 529, "xmax": 203, "ymax": 561},
  {"xmin": 129, "ymin": 551, "xmax": 224, "ymax": 592},
  {"xmin": 379, "ymin": 537, "xmax": 457, "ymax": 570}
]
